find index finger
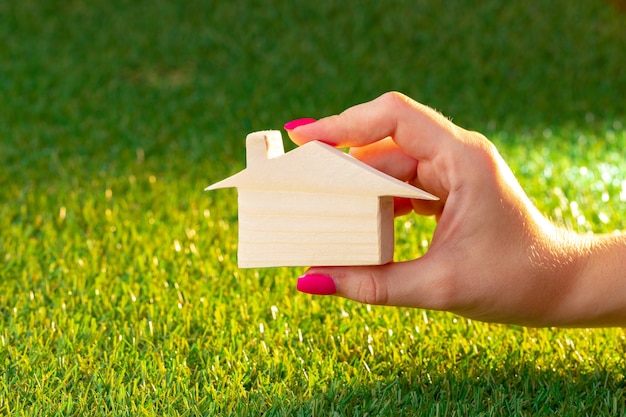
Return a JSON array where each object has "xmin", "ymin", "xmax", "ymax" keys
[{"xmin": 285, "ymin": 92, "xmax": 459, "ymax": 163}]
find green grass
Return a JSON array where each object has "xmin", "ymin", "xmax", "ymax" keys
[{"xmin": 1, "ymin": 0, "xmax": 626, "ymax": 415}]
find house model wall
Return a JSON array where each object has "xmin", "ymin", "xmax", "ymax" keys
[{"xmin": 206, "ymin": 130, "xmax": 436, "ymax": 268}]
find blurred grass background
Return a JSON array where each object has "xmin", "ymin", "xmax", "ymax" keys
[{"xmin": 1, "ymin": 0, "xmax": 625, "ymax": 415}]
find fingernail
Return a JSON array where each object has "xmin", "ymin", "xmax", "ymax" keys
[
  {"xmin": 297, "ymin": 274, "xmax": 336, "ymax": 295},
  {"xmin": 284, "ymin": 118, "xmax": 317, "ymax": 131}
]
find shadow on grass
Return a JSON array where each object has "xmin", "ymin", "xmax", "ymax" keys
[{"xmin": 280, "ymin": 362, "xmax": 626, "ymax": 416}]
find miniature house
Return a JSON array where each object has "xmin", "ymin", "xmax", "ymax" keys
[{"xmin": 206, "ymin": 130, "xmax": 436, "ymax": 268}]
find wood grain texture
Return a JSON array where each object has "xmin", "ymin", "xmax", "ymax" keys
[{"xmin": 237, "ymin": 191, "xmax": 394, "ymax": 267}]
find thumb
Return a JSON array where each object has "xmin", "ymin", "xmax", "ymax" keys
[{"xmin": 297, "ymin": 257, "xmax": 448, "ymax": 309}]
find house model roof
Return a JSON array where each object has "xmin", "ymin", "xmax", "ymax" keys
[{"xmin": 207, "ymin": 130, "xmax": 437, "ymax": 201}]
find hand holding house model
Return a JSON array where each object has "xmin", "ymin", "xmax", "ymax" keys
[{"xmin": 206, "ymin": 130, "xmax": 437, "ymax": 268}]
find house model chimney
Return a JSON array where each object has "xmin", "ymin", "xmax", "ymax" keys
[{"xmin": 246, "ymin": 131, "xmax": 285, "ymax": 167}]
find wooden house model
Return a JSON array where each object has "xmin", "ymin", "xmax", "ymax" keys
[{"xmin": 206, "ymin": 130, "xmax": 436, "ymax": 268}]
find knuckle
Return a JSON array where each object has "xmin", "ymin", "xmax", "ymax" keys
[
  {"xmin": 356, "ymin": 270, "xmax": 388, "ymax": 305},
  {"xmin": 381, "ymin": 91, "xmax": 410, "ymax": 109},
  {"xmin": 428, "ymin": 263, "xmax": 461, "ymax": 311}
]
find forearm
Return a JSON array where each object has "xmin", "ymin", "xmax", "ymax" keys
[{"xmin": 558, "ymin": 232, "xmax": 626, "ymax": 327}]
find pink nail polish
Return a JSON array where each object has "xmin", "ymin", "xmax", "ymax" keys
[
  {"xmin": 297, "ymin": 274, "xmax": 336, "ymax": 295},
  {"xmin": 284, "ymin": 118, "xmax": 317, "ymax": 131}
]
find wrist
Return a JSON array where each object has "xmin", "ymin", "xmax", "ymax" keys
[{"xmin": 544, "ymin": 230, "xmax": 626, "ymax": 327}]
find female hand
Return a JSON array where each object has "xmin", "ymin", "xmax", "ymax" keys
[{"xmin": 285, "ymin": 92, "xmax": 626, "ymax": 327}]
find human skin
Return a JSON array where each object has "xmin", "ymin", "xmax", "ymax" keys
[{"xmin": 285, "ymin": 92, "xmax": 626, "ymax": 328}]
